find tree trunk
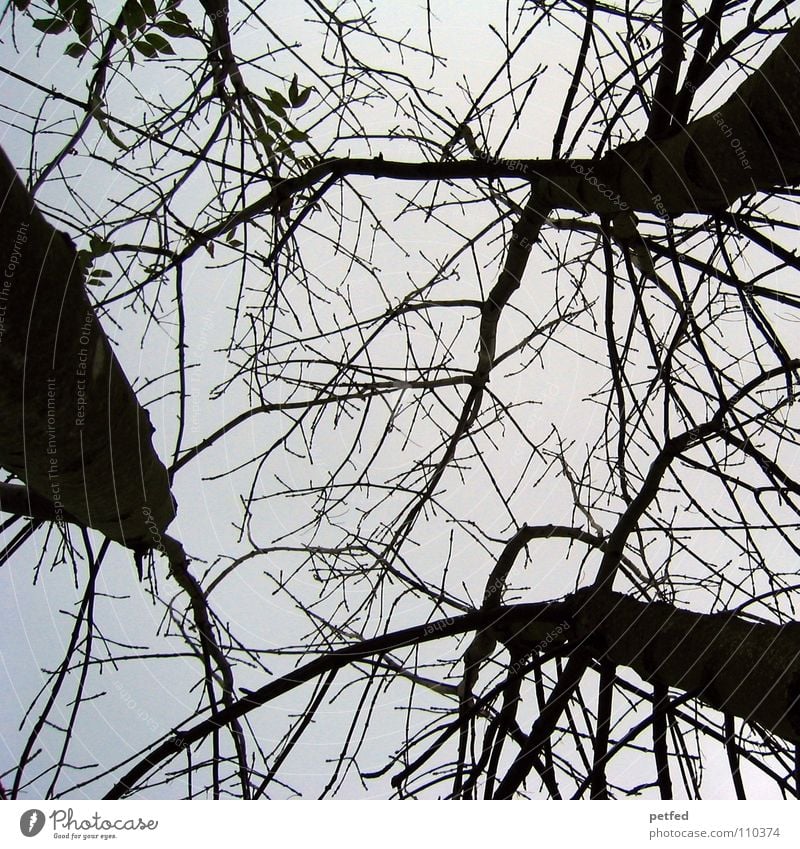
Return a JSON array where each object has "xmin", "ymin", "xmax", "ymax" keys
[
  {"xmin": 0, "ymin": 144, "xmax": 175, "ymax": 549},
  {"xmin": 539, "ymin": 20, "xmax": 800, "ymax": 216}
]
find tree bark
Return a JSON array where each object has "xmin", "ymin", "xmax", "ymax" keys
[
  {"xmin": 106, "ymin": 590, "xmax": 800, "ymax": 796},
  {"xmin": 0, "ymin": 144, "xmax": 175, "ymax": 549},
  {"xmin": 564, "ymin": 590, "xmax": 800, "ymax": 744},
  {"xmin": 538, "ymin": 20, "xmax": 800, "ymax": 215}
]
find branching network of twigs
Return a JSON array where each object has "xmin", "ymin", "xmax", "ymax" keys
[{"xmin": 3, "ymin": 0, "xmax": 800, "ymax": 800}]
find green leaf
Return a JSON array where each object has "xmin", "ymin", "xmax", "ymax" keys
[
  {"xmin": 133, "ymin": 38, "xmax": 158, "ymax": 57},
  {"xmin": 226, "ymin": 239, "xmax": 243, "ymax": 249},
  {"xmin": 12, "ymin": 0, "xmax": 31, "ymax": 11},
  {"xmin": 32, "ymin": 17, "xmax": 69, "ymax": 34},
  {"xmin": 57, "ymin": 0, "xmax": 77, "ymax": 18},
  {"xmin": 291, "ymin": 86, "xmax": 311, "ymax": 109},
  {"xmin": 109, "ymin": 24, "xmax": 127, "ymax": 44},
  {"xmin": 255, "ymin": 127, "xmax": 274, "ymax": 153},
  {"xmin": 64, "ymin": 42, "xmax": 87, "ymax": 58},
  {"xmin": 144, "ymin": 32, "xmax": 175, "ymax": 54},
  {"xmin": 166, "ymin": 7, "xmax": 191, "ymax": 25},
  {"xmin": 156, "ymin": 20, "xmax": 192, "ymax": 38},
  {"xmin": 140, "ymin": 0, "xmax": 157, "ymax": 18},
  {"xmin": 285, "ymin": 128, "xmax": 308, "ymax": 143},
  {"xmin": 96, "ymin": 115, "xmax": 128, "ymax": 150},
  {"xmin": 89, "ymin": 269, "xmax": 113, "ymax": 279},
  {"xmin": 123, "ymin": 0, "xmax": 146, "ymax": 35},
  {"xmin": 289, "ymin": 74, "xmax": 299, "ymax": 105},
  {"xmin": 266, "ymin": 89, "xmax": 290, "ymax": 109},
  {"xmin": 71, "ymin": 0, "xmax": 92, "ymax": 47},
  {"xmin": 89, "ymin": 236, "xmax": 112, "ymax": 256}
]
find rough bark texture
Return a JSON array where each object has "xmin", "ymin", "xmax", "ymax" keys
[
  {"xmin": 538, "ymin": 20, "xmax": 800, "ymax": 215},
  {"xmin": 0, "ymin": 144, "xmax": 175, "ymax": 548},
  {"xmin": 566, "ymin": 591, "xmax": 800, "ymax": 743}
]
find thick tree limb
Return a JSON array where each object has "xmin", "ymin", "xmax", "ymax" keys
[
  {"xmin": 105, "ymin": 588, "xmax": 800, "ymax": 797},
  {"xmin": 0, "ymin": 481, "xmax": 80, "ymax": 525},
  {"xmin": 96, "ymin": 16, "xmax": 800, "ymax": 321},
  {"xmin": 540, "ymin": 19, "xmax": 800, "ymax": 214}
]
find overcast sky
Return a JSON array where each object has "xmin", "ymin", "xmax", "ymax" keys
[{"xmin": 1, "ymin": 0, "xmax": 797, "ymax": 800}]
